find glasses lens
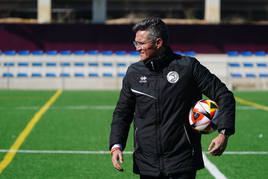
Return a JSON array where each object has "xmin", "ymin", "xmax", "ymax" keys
[
  {"xmin": 133, "ymin": 41, "xmax": 138, "ymax": 47},
  {"xmin": 133, "ymin": 41, "xmax": 153, "ymax": 47},
  {"xmin": 133, "ymin": 41, "xmax": 145, "ymax": 47}
]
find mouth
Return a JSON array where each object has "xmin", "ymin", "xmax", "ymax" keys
[{"xmin": 140, "ymin": 53, "xmax": 146, "ymax": 60}]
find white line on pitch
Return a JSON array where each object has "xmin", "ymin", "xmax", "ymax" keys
[
  {"xmin": 0, "ymin": 150, "xmax": 132, "ymax": 154},
  {"xmin": 0, "ymin": 150, "xmax": 267, "ymax": 155},
  {"xmin": 0, "ymin": 105, "xmax": 115, "ymax": 110},
  {"xmin": 0, "ymin": 105, "xmax": 260, "ymax": 111},
  {"xmin": 0, "ymin": 105, "xmax": 261, "ymax": 111},
  {"xmin": 236, "ymin": 106, "xmax": 258, "ymax": 110},
  {"xmin": 216, "ymin": 151, "xmax": 268, "ymax": 155},
  {"xmin": 0, "ymin": 149, "xmax": 229, "ymax": 178},
  {"xmin": 202, "ymin": 153, "xmax": 227, "ymax": 179}
]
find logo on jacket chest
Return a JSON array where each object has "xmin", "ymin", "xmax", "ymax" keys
[
  {"xmin": 167, "ymin": 71, "xmax": 179, "ymax": 83},
  {"xmin": 139, "ymin": 76, "xmax": 147, "ymax": 83}
]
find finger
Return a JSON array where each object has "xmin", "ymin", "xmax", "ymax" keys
[
  {"xmin": 112, "ymin": 157, "xmax": 118, "ymax": 167},
  {"xmin": 210, "ymin": 149, "xmax": 220, "ymax": 156},
  {"xmin": 212, "ymin": 149, "xmax": 224, "ymax": 156},
  {"xmin": 112, "ymin": 152, "xmax": 124, "ymax": 171},
  {"xmin": 210, "ymin": 149, "xmax": 219, "ymax": 156},
  {"xmin": 209, "ymin": 144, "xmax": 220, "ymax": 153},
  {"xmin": 115, "ymin": 163, "xmax": 123, "ymax": 171},
  {"xmin": 116, "ymin": 164, "xmax": 123, "ymax": 171},
  {"xmin": 209, "ymin": 149, "xmax": 217, "ymax": 155},
  {"xmin": 216, "ymin": 145, "xmax": 226, "ymax": 156},
  {"xmin": 210, "ymin": 144, "xmax": 225, "ymax": 156},
  {"xmin": 208, "ymin": 141, "xmax": 215, "ymax": 150},
  {"xmin": 112, "ymin": 158, "xmax": 123, "ymax": 171},
  {"xmin": 216, "ymin": 150, "xmax": 224, "ymax": 156},
  {"xmin": 119, "ymin": 152, "xmax": 124, "ymax": 164},
  {"xmin": 209, "ymin": 143, "xmax": 220, "ymax": 155}
]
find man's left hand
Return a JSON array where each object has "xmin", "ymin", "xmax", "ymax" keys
[{"xmin": 208, "ymin": 134, "xmax": 228, "ymax": 156}]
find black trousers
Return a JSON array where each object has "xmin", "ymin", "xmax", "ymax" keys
[{"xmin": 140, "ymin": 170, "xmax": 196, "ymax": 179}]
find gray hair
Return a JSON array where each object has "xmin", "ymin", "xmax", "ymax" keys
[{"xmin": 132, "ymin": 17, "xmax": 169, "ymax": 46}]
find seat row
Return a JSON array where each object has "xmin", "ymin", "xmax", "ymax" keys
[
  {"xmin": 0, "ymin": 50, "xmax": 196, "ymax": 56},
  {"xmin": 228, "ymin": 62, "xmax": 268, "ymax": 68},
  {"xmin": 231, "ymin": 73, "xmax": 268, "ymax": 78},
  {"xmin": 2, "ymin": 72, "xmax": 126, "ymax": 78},
  {"xmin": 0, "ymin": 50, "xmax": 137, "ymax": 56},
  {"xmin": 227, "ymin": 51, "xmax": 268, "ymax": 56},
  {"xmin": 1, "ymin": 62, "xmax": 128, "ymax": 67},
  {"xmin": 1, "ymin": 50, "xmax": 268, "ymax": 56}
]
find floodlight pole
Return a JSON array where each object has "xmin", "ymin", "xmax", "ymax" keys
[
  {"xmin": 92, "ymin": 0, "xmax": 107, "ymax": 24},
  {"xmin": 205, "ymin": 0, "xmax": 221, "ymax": 24},
  {"xmin": 37, "ymin": 0, "xmax": 51, "ymax": 24}
]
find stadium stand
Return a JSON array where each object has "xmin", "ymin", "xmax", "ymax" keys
[
  {"xmin": 4, "ymin": 51, "xmax": 16, "ymax": 55},
  {"xmin": 0, "ymin": 49, "xmax": 268, "ymax": 90},
  {"xmin": 32, "ymin": 51, "xmax": 44, "ymax": 55},
  {"xmin": 74, "ymin": 73, "xmax": 85, "ymax": 77},
  {"xmin": 240, "ymin": 51, "xmax": 252, "ymax": 56},
  {"xmin": 46, "ymin": 73, "xmax": 57, "ymax": 77},
  {"xmin": 227, "ymin": 51, "xmax": 268, "ymax": 89},
  {"xmin": 184, "ymin": 51, "xmax": 196, "ymax": 56},
  {"xmin": 3, "ymin": 73, "xmax": 14, "ymax": 77},
  {"xmin": 227, "ymin": 51, "xmax": 239, "ymax": 56},
  {"xmin": 46, "ymin": 50, "xmax": 58, "ymax": 55},
  {"xmin": 31, "ymin": 73, "xmax": 42, "ymax": 77},
  {"xmin": 32, "ymin": 62, "xmax": 43, "ymax": 67}
]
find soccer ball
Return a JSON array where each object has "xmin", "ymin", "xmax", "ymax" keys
[{"xmin": 189, "ymin": 99, "xmax": 219, "ymax": 134}]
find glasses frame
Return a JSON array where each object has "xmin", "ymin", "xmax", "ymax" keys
[{"xmin": 132, "ymin": 40, "xmax": 154, "ymax": 48}]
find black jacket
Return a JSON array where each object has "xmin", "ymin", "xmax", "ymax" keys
[{"xmin": 109, "ymin": 47, "xmax": 235, "ymax": 176}]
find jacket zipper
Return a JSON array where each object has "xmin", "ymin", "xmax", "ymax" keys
[
  {"xmin": 151, "ymin": 61, "xmax": 155, "ymax": 71},
  {"xmin": 134, "ymin": 127, "xmax": 139, "ymax": 152},
  {"xmin": 183, "ymin": 125, "xmax": 195, "ymax": 156},
  {"xmin": 155, "ymin": 74, "xmax": 164, "ymax": 171}
]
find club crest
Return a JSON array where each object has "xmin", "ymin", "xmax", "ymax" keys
[{"xmin": 167, "ymin": 71, "xmax": 179, "ymax": 84}]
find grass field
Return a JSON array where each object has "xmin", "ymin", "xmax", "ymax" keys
[{"xmin": 0, "ymin": 90, "xmax": 267, "ymax": 178}]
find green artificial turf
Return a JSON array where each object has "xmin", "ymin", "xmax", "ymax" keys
[{"xmin": 0, "ymin": 90, "xmax": 267, "ymax": 178}]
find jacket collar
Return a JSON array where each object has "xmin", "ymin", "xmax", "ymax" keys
[{"xmin": 143, "ymin": 46, "xmax": 177, "ymax": 72}]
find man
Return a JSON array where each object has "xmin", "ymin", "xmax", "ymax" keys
[{"xmin": 109, "ymin": 17, "xmax": 235, "ymax": 179}]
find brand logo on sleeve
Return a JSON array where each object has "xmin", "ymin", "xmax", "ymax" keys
[{"xmin": 167, "ymin": 71, "xmax": 179, "ymax": 84}]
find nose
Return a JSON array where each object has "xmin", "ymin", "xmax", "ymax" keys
[{"xmin": 136, "ymin": 45, "xmax": 142, "ymax": 51}]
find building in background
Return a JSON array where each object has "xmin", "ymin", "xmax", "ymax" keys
[{"xmin": 0, "ymin": 0, "xmax": 268, "ymax": 24}]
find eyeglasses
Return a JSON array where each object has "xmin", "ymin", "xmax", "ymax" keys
[{"xmin": 132, "ymin": 40, "xmax": 154, "ymax": 48}]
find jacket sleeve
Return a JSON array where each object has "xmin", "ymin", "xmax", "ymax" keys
[
  {"xmin": 109, "ymin": 71, "xmax": 136, "ymax": 150},
  {"xmin": 192, "ymin": 58, "xmax": 236, "ymax": 135}
]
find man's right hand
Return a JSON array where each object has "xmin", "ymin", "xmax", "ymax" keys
[{"xmin": 111, "ymin": 150, "xmax": 124, "ymax": 171}]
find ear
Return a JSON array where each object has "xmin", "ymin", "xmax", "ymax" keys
[{"xmin": 155, "ymin": 38, "xmax": 163, "ymax": 49}]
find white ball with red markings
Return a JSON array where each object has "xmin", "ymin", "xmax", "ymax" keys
[{"xmin": 189, "ymin": 99, "xmax": 219, "ymax": 134}]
